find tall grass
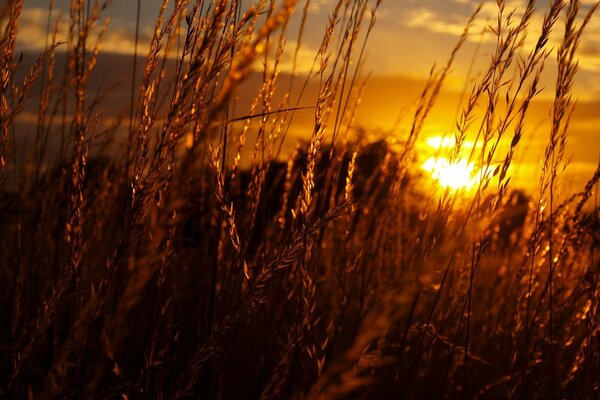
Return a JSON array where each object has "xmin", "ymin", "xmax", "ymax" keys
[{"xmin": 1, "ymin": 0, "xmax": 599, "ymax": 398}]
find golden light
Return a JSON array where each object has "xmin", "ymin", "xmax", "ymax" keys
[
  {"xmin": 426, "ymin": 136, "xmax": 456, "ymax": 149},
  {"xmin": 422, "ymin": 156, "xmax": 479, "ymax": 191},
  {"xmin": 425, "ymin": 135, "xmax": 478, "ymax": 150}
]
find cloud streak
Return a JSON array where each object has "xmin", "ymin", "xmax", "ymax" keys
[
  {"xmin": 400, "ymin": 2, "xmax": 600, "ymax": 74},
  {"xmin": 15, "ymin": 7, "xmax": 153, "ymax": 56}
]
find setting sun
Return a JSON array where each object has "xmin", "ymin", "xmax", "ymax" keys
[{"xmin": 422, "ymin": 156, "xmax": 479, "ymax": 191}]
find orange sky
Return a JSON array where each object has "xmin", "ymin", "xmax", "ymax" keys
[{"xmin": 14, "ymin": 0, "xmax": 600, "ymax": 193}]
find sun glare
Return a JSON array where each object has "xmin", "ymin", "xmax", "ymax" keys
[
  {"xmin": 422, "ymin": 157, "xmax": 478, "ymax": 191},
  {"xmin": 425, "ymin": 135, "xmax": 478, "ymax": 150}
]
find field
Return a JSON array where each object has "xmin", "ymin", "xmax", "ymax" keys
[{"xmin": 1, "ymin": 0, "xmax": 600, "ymax": 398}]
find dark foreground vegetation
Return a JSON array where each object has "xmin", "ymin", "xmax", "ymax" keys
[{"xmin": 1, "ymin": 0, "xmax": 600, "ymax": 398}]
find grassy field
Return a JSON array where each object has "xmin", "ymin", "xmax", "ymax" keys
[{"xmin": 1, "ymin": 0, "xmax": 600, "ymax": 398}]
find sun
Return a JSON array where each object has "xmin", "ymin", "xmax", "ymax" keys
[{"xmin": 422, "ymin": 156, "xmax": 479, "ymax": 191}]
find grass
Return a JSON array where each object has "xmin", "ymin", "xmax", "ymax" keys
[{"xmin": 1, "ymin": 0, "xmax": 600, "ymax": 398}]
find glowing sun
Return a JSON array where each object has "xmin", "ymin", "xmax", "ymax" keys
[{"xmin": 422, "ymin": 156, "xmax": 479, "ymax": 191}]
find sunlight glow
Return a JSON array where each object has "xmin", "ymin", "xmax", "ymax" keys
[
  {"xmin": 422, "ymin": 156, "xmax": 479, "ymax": 191},
  {"xmin": 426, "ymin": 135, "xmax": 478, "ymax": 150}
]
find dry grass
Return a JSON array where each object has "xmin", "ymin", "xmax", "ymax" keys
[{"xmin": 1, "ymin": 0, "xmax": 600, "ymax": 398}]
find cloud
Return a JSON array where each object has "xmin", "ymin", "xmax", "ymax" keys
[
  {"xmin": 308, "ymin": 0, "xmax": 336, "ymax": 14},
  {"xmin": 277, "ymin": 41, "xmax": 319, "ymax": 75},
  {"xmin": 403, "ymin": 6, "xmax": 485, "ymax": 37},
  {"xmin": 15, "ymin": 7, "xmax": 152, "ymax": 56},
  {"xmin": 400, "ymin": 2, "xmax": 600, "ymax": 76}
]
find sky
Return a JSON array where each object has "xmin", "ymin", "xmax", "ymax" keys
[
  {"xmin": 13, "ymin": 0, "xmax": 600, "ymax": 193},
  {"xmin": 18, "ymin": 0, "xmax": 600, "ymax": 92}
]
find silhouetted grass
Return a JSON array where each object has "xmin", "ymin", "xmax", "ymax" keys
[{"xmin": 1, "ymin": 0, "xmax": 599, "ymax": 398}]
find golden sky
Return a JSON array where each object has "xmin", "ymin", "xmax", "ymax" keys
[{"xmin": 15, "ymin": 0, "xmax": 600, "ymax": 192}]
